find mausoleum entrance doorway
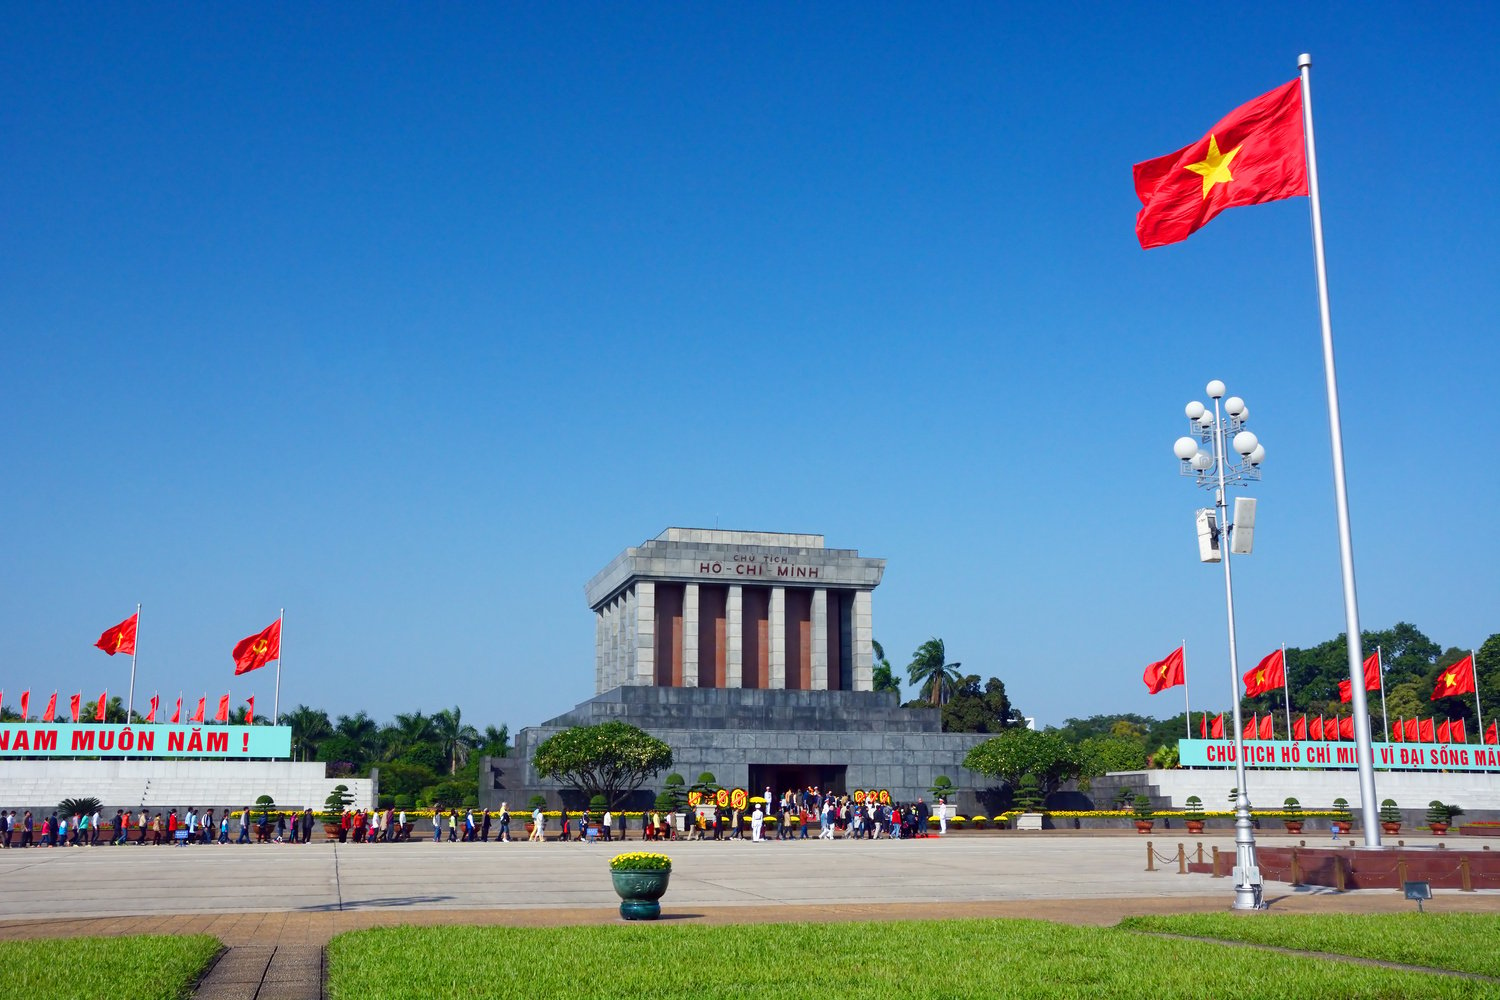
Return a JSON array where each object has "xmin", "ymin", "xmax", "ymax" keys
[{"xmin": 749, "ymin": 764, "xmax": 846, "ymax": 799}]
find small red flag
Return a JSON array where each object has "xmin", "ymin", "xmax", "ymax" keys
[
  {"xmin": 190, "ymin": 697, "xmax": 205, "ymax": 724},
  {"xmin": 1134, "ymin": 79, "xmax": 1308, "ymax": 248},
  {"xmin": 1338, "ymin": 679, "xmax": 1352, "ymax": 703},
  {"xmin": 145, "ymin": 694, "xmax": 159, "ymax": 723},
  {"xmin": 94, "ymin": 613, "xmax": 139, "ymax": 657},
  {"xmin": 1259, "ymin": 714, "xmax": 1274, "ymax": 740},
  {"xmin": 1210, "ymin": 713, "xmax": 1224, "ymax": 739},
  {"xmin": 1404, "ymin": 717, "xmax": 1420, "ymax": 742},
  {"xmin": 69, "ymin": 693, "xmax": 81, "ymax": 722},
  {"xmin": 1487, "ymin": 721, "xmax": 1498, "ymax": 746},
  {"xmin": 1199, "ymin": 713, "xmax": 1207, "ymax": 738},
  {"xmin": 1243, "ymin": 713, "xmax": 1257, "ymax": 740},
  {"xmin": 94, "ymin": 692, "xmax": 107, "ymax": 722},
  {"xmin": 1431, "ymin": 656, "xmax": 1477, "ymax": 701},
  {"xmin": 1339, "ymin": 715, "xmax": 1355, "ymax": 741},
  {"xmin": 1453, "ymin": 719, "xmax": 1468, "ymax": 743},
  {"xmin": 1243, "ymin": 649, "xmax": 1284, "ymax": 698},
  {"xmin": 1436, "ymin": 719, "xmax": 1451, "ymax": 744},
  {"xmin": 1142, "ymin": 646, "xmax": 1185, "ymax": 694},
  {"xmin": 1420, "ymin": 717, "xmax": 1435, "ymax": 743},
  {"xmin": 42, "ymin": 692, "xmax": 57, "ymax": 722},
  {"xmin": 1310, "ymin": 715, "xmax": 1323, "ymax": 741},
  {"xmin": 19, "ymin": 691, "xmax": 29, "ymax": 719},
  {"xmin": 1292, "ymin": 715, "xmax": 1307, "ymax": 740},
  {"xmin": 233, "ymin": 619, "xmax": 282, "ymax": 676},
  {"xmin": 246, "ymin": 695, "xmax": 255, "ymax": 725},
  {"xmin": 215, "ymin": 694, "xmax": 229, "ymax": 723},
  {"xmin": 171, "ymin": 696, "xmax": 182, "ymax": 724},
  {"xmin": 1362, "ymin": 652, "xmax": 1381, "ymax": 690},
  {"xmin": 1392, "ymin": 718, "xmax": 1403, "ymax": 743},
  {"xmin": 1325, "ymin": 716, "xmax": 1339, "ymax": 742}
]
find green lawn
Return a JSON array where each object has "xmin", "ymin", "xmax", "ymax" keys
[
  {"xmin": 0, "ymin": 934, "xmax": 220, "ymax": 999},
  {"xmin": 327, "ymin": 919, "xmax": 1496, "ymax": 1000},
  {"xmin": 1122, "ymin": 912, "xmax": 1500, "ymax": 979}
]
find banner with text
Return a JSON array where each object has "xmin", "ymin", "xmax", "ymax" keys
[
  {"xmin": 0, "ymin": 724, "xmax": 292, "ymax": 759},
  {"xmin": 1179, "ymin": 738, "xmax": 1500, "ymax": 773}
]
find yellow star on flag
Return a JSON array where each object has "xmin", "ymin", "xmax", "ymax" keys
[
  {"xmin": 1442, "ymin": 669, "xmax": 1459, "ymax": 691},
  {"xmin": 1184, "ymin": 134, "xmax": 1244, "ymax": 199}
]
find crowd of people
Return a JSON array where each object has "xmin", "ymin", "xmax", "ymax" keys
[{"xmin": 0, "ymin": 806, "xmax": 317, "ymax": 846}]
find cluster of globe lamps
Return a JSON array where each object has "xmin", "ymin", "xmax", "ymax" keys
[{"xmin": 1173, "ymin": 381, "xmax": 1265, "ymax": 476}]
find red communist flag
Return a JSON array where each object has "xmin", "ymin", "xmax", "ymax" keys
[
  {"xmin": 233, "ymin": 619, "xmax": 282, "ymax": 676},
  {"xmin": 1259, "ymin": 714, "xmax": 1274, "ymax": 740},
  {"xmin": 1210, "ymin": 713, "xmax": 1225, "ymax": 739},
  {"xmin": 1309, "ymin": 716, "xmax": 1323, "ymax": 740},
  {"xmin": 1431, "ymin": 656, "xmax": 1476, "ymax": 701},
  {"xmin": 145, "ymin": 695, "xmax": 159, "ymax": 723},
  {"xmin": 1487, "ymin": 722, "xmax": 1498, "ymax": 746},
  {"xmin": 246, "ymin": 696, "xmax": 255, "ymax": 726},
  {"xmin": 1134, "ymin": 79, "xmax": 1307, "ymax": 248},
  {"xmin": 1292, "ymin": 715, "xmax": 1307, "ymax": 741},
  {"xmin": 1419, "ymin": 717, "xmax": 1436, "ymax": 743},
  {"xmin": 95, "ymin": 613, "xmax": 139, "ymax": 656},
  {"xmin": 1339, "ymin": 716, "xmax": 1355, "ymax": 741},
  {"xmin": 1142, "ymin": 646, "xmax": 1185, "ymax": 694},
  {"xmin": 190, "ymin": 697, "xmax": 206, "ymax": 724},
  {"xmin": 1243, "ymin": 649, "xmax": 1285, "ymax": 698},
  {"xmin": 1404, "ymin": 717, "xmax": 1420, "ymax": 742},
  {"xmin": 1453, "ymin": 720, "xmax": 1468, "ymax": 743},
  {"xmin": 1436, "ymin": 719, "xmax": 1451, "ymax": 744},
  {"xmin": 69, "ymin": 693, "xmax": 81, "ymax": 722},
  {"xmin": 94, "ymin": 692, "xmax": 107, "ymax": 722},
  {"xmin": 215, "ymin": 694, "xmax": 230, "ymax": 723},
  {"xmin": 19, "ymin": 691, "xmax": 29, "ymax": 719},
  {"xmin": 171, "ymin": 696, "xmax": 182, "ymax": 724},
  {"xmin": 42, "ymin": 693, "xmax": 57, "ymax": 722}
]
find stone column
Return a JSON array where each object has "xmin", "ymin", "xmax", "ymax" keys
[
  {"xmin": 595, "ymin": 606, "xmax": 606, "ymax": 694},
  {"xmin": 634, "ymin": 581, "xmax": 656, "ymax": 685},
  {"xmin": 768, "ymin": 586, "xmax": 786, "ymax": 689},
  {"xmin": 622, "ymin": 588, "xmax": 636, "ymax": 685},
  {"xmin": 682, "ymin": 583, "xmax": 699, "ymax": 688},
  {"xmin": 852, "ymin": 589, "xmax": 874, "ymax": 691},
  {"xmin": 726, "ymin": 584, "xmax": 743, "ymax": 688},
  {"xmin": 810, "ymin": 588, "xmax": 828, "ymax": 690}
]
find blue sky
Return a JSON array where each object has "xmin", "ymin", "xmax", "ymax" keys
[{"xmin": 4, "ymin": 3, "xmax": 1497, "ymax": 732}]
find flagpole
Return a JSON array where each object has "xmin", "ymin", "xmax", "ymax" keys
[
  {"xmin": 1377, "ymin": 645, "xmax": 1389, "ymax": 741},
  {"xmin": 1280, "ymin": 643, "xmax": 1291, "ymax": 740},
  {"xmin": 1182, "ymin": 639, "xmax": 1191, "ymax": 739},
  {"xmin": 273, "ymin": 608, "xmax": 284, "ymax": 724},
  {"xmin": 127, "ymin": 603, "xmax": 140, "ymax": 724},
  {"xmin": 1473, "ymin": 649, "xmax": 1484, "ymax": 745},
  {"xmin": 1299, "ymin": 53, "xmax": 1380, "ymax": 848}
]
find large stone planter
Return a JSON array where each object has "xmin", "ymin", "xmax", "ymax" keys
[{"xmin": 611, "ymin": 869, "xmax": 672, "ymax": 920}]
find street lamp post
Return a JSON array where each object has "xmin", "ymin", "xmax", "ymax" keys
[{"xmin": 1173, "ymin": 379, "xmax": 1267, "ymax": 910}]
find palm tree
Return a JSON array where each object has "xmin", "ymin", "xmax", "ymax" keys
[
  {"xmin": 871, "ymin": 640, "xmax": 901, "ymax": 694},
  {"xmin": 381, "ymin": 711, "xmax": 437, "ymax": 759},
  {"xmin": 433, "ymin": 705, "xmax": 481, "ymax": 774},
  {"xmin": 907, "ymin": 637, "xmax": 962, "ymax": 706},
  {"xmin": 281, "ymin": 705, "xmax": 333, "ymax": 762},
  {"xmin": 336, "ymin": 711, "xmax": 383, "ymax": 762},
  {"xmin": 479, "ymin": 723, "xmax": 510, "ymax": 757}
]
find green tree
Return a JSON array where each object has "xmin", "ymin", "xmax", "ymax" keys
[
  {"xmin": 281, "ymin": 705, "xmax": 333, "ymax": 762},
  {"xmin": 379, "ymin": 760, "xmax": 439, "ymax": 798},
  {"xmin": 1076, "ymin": 736, "xmax": 1148, "ymax": 779},
  {"xmin": 334, "ymin": 711, "xmax": 382, "ymax": 764},
  {"xmin": 906, "ymin": 637, "xmax": 962, "ymax": 706},
  {"xmin": 940, "ymin": 675, "xmax": 1024, "ymax": 733},
  {"xmin": 871, "ymin": 640, "xmax": 901, "ymax": 694},
  {"xmin": 381, "ymin": 711, "xmax": 437, "ymax": 759},
  {"xmin": 964, "ymin": 728, "xmax": 1078, "ymax": 794},
  {"xmin": 433, "ymin": 706, "xmax": 481, "ymax": 774},
  {"xmin": 531, "ymin": 721, "xmax": 673, "ymax": 810},
  {"xmin": 478, "ymin": 723, "xmax": 511, "ymax": 758}
]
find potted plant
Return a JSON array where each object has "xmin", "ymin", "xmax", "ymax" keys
[
  {"xmin": 610, "ymin": 851, "xmax": 672, "ymax": 920},
  {"xmin": 1426, "ymin": 800, "xmax": 1460, "ymax": 836},
  {"xmin": 1380, "ymin": 798, "xmax": 1401, "ymax": 835},
  {"xmin": 1330, "ymin": 797, "xmax": 1352, "ymax": 835},
  {"xmin": 1113, "ymin": 786, "xmax": 1134, "ymax": 812},
  {"xmin": 1133, "ymin": 794, "xmax": 1155, "ymax": 834},
  {"xmin": 1183, "ymin": 795, "xmax": 1205, "ymax": 834},
  {"xmin": 1282, "ymin": 797, "xmax": 1303, "ymax": 834},
  {"xmin": 321, "ymin": 785, "xmax": 352, "ymax": 838}
]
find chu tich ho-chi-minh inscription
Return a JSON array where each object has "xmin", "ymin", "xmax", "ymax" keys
[{"xmin": 584, "ymin": 528, "xmax": 885, "ymax": 695}]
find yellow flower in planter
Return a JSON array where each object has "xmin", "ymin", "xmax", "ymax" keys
[{"xmin": 610, "ymin": 851, "xmax": 672, "ymax": 872}]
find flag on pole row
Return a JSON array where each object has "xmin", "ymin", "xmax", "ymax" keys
[
  {"xmin": 94, "ymin": 614, "xmax": 139, "ymax": 656},
  {"xmin": 1431, "ymin": 656, "xmax": 1476, "ymax": 700},
  {"xmin": 1488, "ymin": 722, "xmax": 1498, "ymax": 745},
  {"xmin": 1243, "ymin": 649, "xmax": 1285, "ymax": 698},
  {"xmin": 215, "ymin": 694, "xmax": 230, "ymax": 723},
  {"xmin": 146, "ymin": 694, "xmax": 159, "ymax": 723},
  {"xmin": 171, "ymin": 696, "xmax": 182, "ymax": 724},
  {"xmin": 1134, "ymin": 78, "xmax": 1308, "ymax": 248},
  {"xmin": 1338, "ymin": 652, "xmax": 1382, "ymax": 702},
  {"xmin": 94, "ymin": 691, "xmax": 107, "ymax": 722},
  {"xmin": 1142, "ymin": 647, "xmax": 1185, "ymax": 694},
  {"xmin": 69, "ymin": 693, "xmax": 81, "ymax": 723}
]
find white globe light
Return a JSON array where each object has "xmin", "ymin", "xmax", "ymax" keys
[
  {"xmin": 1191, "ymin": 450, "xmax": 1214, "ymax": 471},
  {"xmin": 1236, "ymin": 404, "xmax": 1249, "ymax": 422},
  {"xmin": 1233, "ymin": 430, "xmax": 1259, "ymax": 455},
  {"xmin": 1174, "ymin": 436, "xmax": 1200, "ymax": 460},
  {"xmin": 1224, "ymin": 396, "xmax": 1245, "ymax": 417},
  {"xmin": 1249, "ymin": 444, "xmax": 1266, "ymax": 465},
  {"xmin": 1198, "ymin": 412, "xmax": 1214, "ymax": 428},
  {"xmin": 1185, "ymin": 401, "xmax": 1205, "ymax": 420},
  {"xmin": 1206, "ymin": 379, "xmax": 1226, "ymax": 398}
]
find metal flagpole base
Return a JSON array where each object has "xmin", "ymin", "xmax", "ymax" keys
[{"xmin": 1230, "ymin": 800, "xmax": 1265, "ymax": 910}]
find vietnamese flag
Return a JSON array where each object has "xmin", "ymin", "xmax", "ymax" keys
[
  {"xmin": 190, "ymin": 697, "xmax": 205, "ymax": 724},
  {"xmin": 94, "ymin": 691, "xmax": 107, "ymax": 722},
  {"xmin": 1487, "ymin": 721, "xmax": 1498, "ymax": 746},
  {"xmin": 19, "ymin": 691, "xmax": 29, "ymax": 719},
  {"xmin": 171, "ymin": 696, "xmax": 182, "ymax": 724},
  {"xmin": 1420, "ymin": 717, "xmax": 1436, "ymax": 743},
  {"xmin": 215, "ymin": 694, "xmax": 230, "ymax": 723},
  {"xmin": 1292, "ymin": 715, "xmax": 1307, "ymax": 741},
  {"xmin": 1436, "ymin": 719, "xmax": 1451, "ymax": 744},
  {"xmin": 1134, "ymin": 79, "xmax": 1308, "ymax": 248},
  {"xmin": 233, "ymin": 619, "xmax": 282, "ymax": 676},
  {"xmin": 94, "ymin": 613, "xmax": 138, "ymax": 657},
  {"xmin": 246, "ymin": 695, "xmax": 255, "ymax": 725},
  {"xmin": 145, "ymin": 694, "xmax": 159, "ymax": 723},
  {"xmin": 1243, "ymin": 649, "xmax": 1284, "ymax": 698},
  {"xmin": 1142, "ymin": 646, "xmax": 1185, "ymax": 694},
  {"xmin": 1210, "ymin": 713, "xmax": 1225, "ymax": 739},
  {"xmin": 1404, "ymin": 717, "xmax": 1420, "ymax": 743},
  {"xmin": 69, "ymin": 693, "xmax": 81, "ymax": 722},
  {"xmin": 1259, "ymin": 714, "xmax": 1274, "ymax": 740},
  {"xmin": 1431, "ymin": 656, "xmax": 1476, "ymax": 701}
]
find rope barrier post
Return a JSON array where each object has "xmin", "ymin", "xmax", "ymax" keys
[
  {"xmin": 1146, "ymin": 841, "xmax": 1156, "ymax": 872},
  {"xmin": 1397, "ymin": 858, "xmax": 1407, "ymax": 890},
  {"xmin": 1334, "ymin": 854, "xmax": 1346, "ymax": 892},
  {"xmin": 1196, "ymin": 841, "xmax": 1204, "ymax": 865},
  {"xmin": 1211, "ymin": 844, "xmax": 1222, "ymax": 877},
  {"xmin": 1290, "ymin": 848, "xmax": 1300, "ymax": 886},
  {"xmin": 1177, "ymin": 843, "xmax": 1187, "ymax": 874},
  {"xmin": 1461, "ymin": 856, "xmax": 1473, "ymax": 892}
]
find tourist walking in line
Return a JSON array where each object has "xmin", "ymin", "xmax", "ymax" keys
[
  {"xmin": 497, "ymin": 803, "xmax": 510, "ymax": 842},
  {"xmin": 90, "ymin": 809, "xmax": 101, "ymax": 846},
  {"xmin": 480, "ymin": 809, "xmax": 491, "ymax": 842},
  {"xmin": 21, "ymin": 811, "xmax": 33, "ymax": 848},
  {"xmin": 529, "ymin": 806, "xmax": 543, "ymax": 843},
  {"xmin": 448, "ymin": 808, "xmax": 459, "ymax": 842},
  {"xmin": 602, "ymin": 808, "xmax": 612, "ymax": 842},
  {"xmin": 432, "ymin": 810, "xmax": 442, "ymax": 843}
]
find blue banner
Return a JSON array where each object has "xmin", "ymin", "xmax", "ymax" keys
[{"xmin": 1178, "ymin": 738, "xmax": 1500, "ymax": 773}]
